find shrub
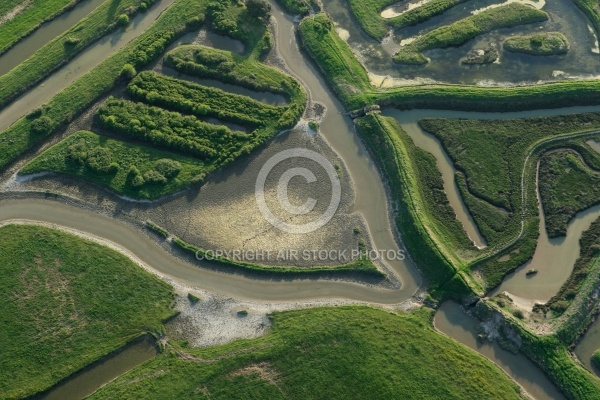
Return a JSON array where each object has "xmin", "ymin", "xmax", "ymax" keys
[
  {"xmin": 187, "ymin": 293, "xmax": 200, "ymax": 303},
  {"xmin": 31, "ymin": 116, "xmax": 54, "ymax": 135},
  {"xmin": 117, "ymin": 14, "xmax": 130, "ymax": 27},
  {"xmin": 86, "ymin": 147, "xmax": 115, "ymax": 173},
  {"xmin": 143, "ymin": 169, "xmax": 168, "ymax": 185},
  {"xmin": 64, "ymin": 37, "xmax": 81, "ymax": 46},
  {"xmin": 153, "ymin": 158, "xmax": 181, "ymax": 178},
  {"xmin": 139, "ymin": 1, "xmax": 148, "ymax": 11},
  {"xmin": 128, "ymin": 165, "xmax": 145, "ymax": 187},
  {"xmin": 121, "ymin": 63, "xmax": 137, "ymax": 80},
  {"xmin": 66, "ymin": 139, "xmax": 88, "ymax": 165},
  {"xmin": 247, "ymin": 0, "xmax": 271, "ymax": 21}
]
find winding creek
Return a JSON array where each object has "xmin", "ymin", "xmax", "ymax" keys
[{"xmin": 1, "ymin": 0, "xmax": 600, "ymax": 397}]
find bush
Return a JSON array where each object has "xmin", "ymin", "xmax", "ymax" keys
[
  {"xmin": 31, "ymin": 116, "xmax": 54, "ymax": 135},
  {"xmin": 117, "ymin": 14, "xmax": 130, "ymax": 27},
  {"xmin": 187, "ymin": 293, "xmax": 200, "ymax": 303},
  {"xmin": 139, "ymin": 1, "xmax": 148, "ymax": 11},
  {"xmin": 128, "ymin": 165, "xmax": 145, "ymax": 187},
  {"xmin": 143, "ymin": 169, "xmax": 168, "ymax": 185},
  {"xmin": 121, "ymin": 63, "xmax": 137, "ymax": 79},
  {"xmin": 247, "ymin": 0, "xmax": 271, "ymax": 21},
  {"xmin": 153, "ymin": 158, "xmax": 181, "ymax": 178},
  {"xmin": 86, "ymin": 147, "xmax": 116, "ymax": 173},
  {"xmin": 66, "ymin": 139, "xmax": 88, "ymax": 164},
  {"xmin": 64, "ymin": 37, "xmax": 81, "ymax": 46}
]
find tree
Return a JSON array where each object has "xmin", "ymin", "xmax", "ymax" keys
[{"xmin": 246, "ymin": 0, "xmax": 271, "ymax": 21}]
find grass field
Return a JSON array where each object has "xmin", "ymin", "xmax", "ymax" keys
[
  {"xmin": 0, "ymin": 0, "xmax": 82, "ymax": 56},
  {"xmin": 89, "ymin": 306, "xmax": 524, "ymax": 399},
  {"xmin": 21, "ymin": 131, "xmax": 209, "ymax": 199},
  {"xmin": 0, "ymin": 224, "xmax": 174, "ymax": 399},
  {"xmin": 503, "ymin": 32, "xmax": 569, "ymax": 56},
  {"xmin": 0, "ymin": 0, "xmax": 156, "ymax": 110},
  {"xmin": 419, "ymin": 113, "xmax": 600, "ymax": 245},
  {"xmin": 539, "ymin": 149, "xmax": 600, "ymax": 238},
  {"xmin": 393, "ymin": 3, "xmax": 548, "ymax": 64}
]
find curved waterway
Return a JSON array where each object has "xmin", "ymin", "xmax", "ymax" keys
[
  {"xmin": 0, "ymin": 0, "xmax": 177, "ymax": 132},
  {"xmin": 435, "ymin": 302, "xmax": 565, "ymax": 400},
  {"xmin": 0, "ymin": 0, "xmax": 107, "ymax": 76},
  {"xmin": 575, "ymin": 314, "xmax": 600, "ymax": 376},
  {"xmin": 383, "ymin": 108, "xmax": 600, "ymax": 303}
]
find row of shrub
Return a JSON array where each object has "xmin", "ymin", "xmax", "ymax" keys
[
  {"xmin": 97, "ymin": 98, "xmax": 248, "ymax": 161},
  {"xmin": 128, "ymin": 71, "xmax": 283, "ymax": 128}
]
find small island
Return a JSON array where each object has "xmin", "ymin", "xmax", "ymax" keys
[{"xmin": 503, "ymin": 32, "xmax": 569, "ymax": 56}]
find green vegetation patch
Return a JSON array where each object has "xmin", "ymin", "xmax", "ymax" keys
[
  {"xmin": 0, "ymin": 224, "xmax": 173, "ymax": 398},
  {"xmin": 539, "ymin": 149, "xmax": 600, "ymax": 238},
  {"xmin": 0, "ymin": 0, "xmax": 82, "ymax": 56},
  {"xmin": 0, "ymin": 0, "xmax": 208, "ymax": 171},
  {"xmin": 299, "ymin": 14, "xmax": 371, "ymax": 109},
  {"xmin": 393, "ymin": 3, "xmax": 548, "ymax": 65},
  {"xmin": 0, "ymin": 0, "xmax": 158, "ymax": 110},
  {"xmin": 346, "ymin": 0, "xmax": 468, "ymax": 41},
  {"xmin": 593, "ymin": 349, "xmax": 600, "ymax": 370},
  {"xmin": 90, "ymin": 307, "xmax": 524, "ymax": 399},
  {"xmin": 504, "ymin": 32, "xmax": 569, "ymax": 56},
  {"xmin": 22, "ymin": 131, "xmax": 208, "ymax": 199},
  {"xmin": 419, "ymin": 114, "xmax": 600, "ymax": 241}
]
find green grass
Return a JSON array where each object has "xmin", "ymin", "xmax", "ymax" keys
[
  {"xmin": 346, "ymin": 0, "xmax": 468, "ymax": 41},
  {"xmin": 355, "ymin": 114, "xmax": 475, "ymax": 297},
  {"xmin": 0, "ymin": 224, "xmax": 174, "ymax": 399},
  {"xmin": 274, "ymin": 0, "xmax": 310, "ymax": 15},
  {"xmin": 0, "ymin": 0, "xmax": 156, "ymax": 110},
  {"xmin": 419, "ymin": 114, "xmax": 600, "ymax": 236},
  {"xmin": 0, "ymin": 0, "xmax": 208, "ymax": 171},
  {"xmin": 21, "ymin": 131, "xmax": 209, "ymax": 199},
  {"xmin": 539, "ymin": 149, "xmax": 600, "ymax": 238},
  {"xmin": 573, "ymin": 0, "xmax": 600, "ymax": 42},
  {"xmin": 298, "ymin": 14, "xmax": 371, "ymax": 109},
  {"xmin": 503, "ymin": 32, "xmax": 569, "ymax": 56},
  {"xmin": 0, "ymin": 0, "xmax": 83, "ymax": 56},
  {"xmin": 393, "ymin": 3, "xmax": 549, "ymax": 65},
  {"xmin": 89, "ymin": 306, "xmax": 524, "ymax": 399}
]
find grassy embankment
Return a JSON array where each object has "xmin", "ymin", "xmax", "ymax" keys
[
  {"xmin": 346, "ymin": 0, "xmax": 468, "ymax": 41},
  {"xmin": 393, "ymin": 3, "xmax": 548, "ymax": 65},
  {"xmin": 90, "ymin": 306, "xmax": 525, "ymax": 399},
  {"xmin": 24, "ymin": 14, "xmax": 306, "ymax": 199},
  {"xmin": 503, "ymin": 32, "xmax": 569, "ymax": 56},
  {"xmin": 475, "ymin": 299, "xmax": 600, "ymax": 399},
  {"xmin": 355, "ymin": 114, "xmax": 474, "ymax": 297},
  {"xmin": 0, "ymin": 0, "xmax": 85, "ymax": 56},
  {"xmin": 539, "ymin": 149, "xmax": 600, "ymax": 238},
  {"xmin": 0, "ymin": 0, "xmax": 157, "ymax": 110},
  {"xmin": 273, "ymin": 0, "xmax": 320, "ymax": 15},
  {"xmin": 146, "ymin": 221, "xmax": 384, "ymax": 278},
  {"xmin": 573, "ymin": 0, "xmax": 600, "ymax": 40},
  {"xmin": 419, "ymin": 115, "xmax": 600, "ymax": 288},
  {"xmin": 0, "ymin": 224, "xmax": 174, "ymax": 399},
  {"xmin": 0, "ymin": 0, "xmax": 205, "ymax": 172}
]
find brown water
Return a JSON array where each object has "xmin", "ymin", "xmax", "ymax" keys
[
  {"xmin": 588, "ymin": 139, "xmax": 600, "ymax": 154},
  {"xmin": 323, "ymin": 0, "xmax": 600, "ymax": 85},
  {"xmin": 0, "ymin": 0, "xmax": 177, "ymax": 132},
  {"xmin": 434, "ymin": 301, "xmax": 565, "ymax": 400},
  {"xmin": 37, "ymin": 336, "xmax": 157, "ymax": 400},
  {"xmin": 0, "ymin": 0, "xmax": 107, "ymax": 76},
  {"xmin": 575, "ymin": 313, "xmax": 600, "ymax": 376}
]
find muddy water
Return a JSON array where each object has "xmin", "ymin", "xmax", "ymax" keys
[
  {"xmin": 434, "ymin": 302, "xmax": 565, "ymax": 400},
  {"xmin": 323, "ymin": 0, "xmax": 600, "ymax": 85},
  {"xmin": 268, "ymin": 1, "xmax": 421, "ymax": 294},
  {"xmin": 575, "ymin": 315, "xmax": 600, "ymax": 375},
  {"xmin": 37, "ymin": 336, "xmax": 157, "ymax": 400},
  {"xmin": 0, "ymin": 0, "xmax": 177, "ymax": 132},
  {"xmin": 588, "ymin": 139, "xmax": 600, "ymax": 154},
  {"xmin": 0, "ymin": 0, "xmax": 106, "ymax": 76},
  {"xmin": 491, "ymin": 201, "xmax": 600, "ymax": 305}
]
